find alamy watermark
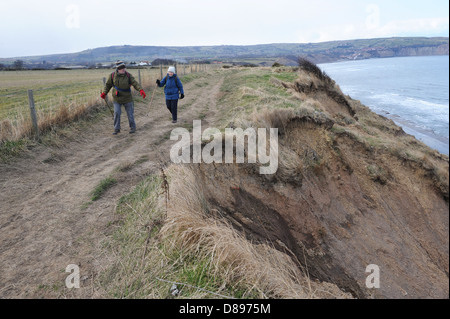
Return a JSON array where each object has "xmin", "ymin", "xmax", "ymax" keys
[
  {"xmin": 365, "ymin": 264, "xmax": 380, "ymax": 289},
  {"xmin": 65, "ymin": 264, "xmax": 80, "ymax": 289},
  {"xmin": 365, "ymin": 4, "xmax": 380, "ymax": 30},
  {"xmin": 65, "ymin": 4, "xmax": 80, "ymax": 29},
  {"xmin": 169, "ymin": 120, "xmax": 279, "ymax": 174}
]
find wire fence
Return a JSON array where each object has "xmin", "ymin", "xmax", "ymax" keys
[{"xmin": 0, "ymin": 64, "xmax": 214, "ymax": 143}]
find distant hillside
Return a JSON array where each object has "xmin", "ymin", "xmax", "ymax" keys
[{"xmin": 1, "ymin": 37, "xmax": 448, "ymax": 66}]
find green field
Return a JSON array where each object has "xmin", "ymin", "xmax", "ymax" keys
[
  {"xmin": 0, "ymin": 68, "xmax": 160, "ymax": 120},
  {"xmin": 0, "ymin": 65, "xmax": 215, "ymax": 143}
]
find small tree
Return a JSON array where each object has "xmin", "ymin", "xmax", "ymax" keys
[{"xmin": 13, "ymin": 60, "xmax": 24, "ymax": 70}]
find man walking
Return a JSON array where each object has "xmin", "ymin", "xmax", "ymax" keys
[{"xmin": 101, "ymin": 61, "xmax": 146, "ymax": 135}]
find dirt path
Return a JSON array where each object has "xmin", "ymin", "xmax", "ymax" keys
[{"xmin": 0, "ymin": 71, "xmax": 224, "ymax": 298}]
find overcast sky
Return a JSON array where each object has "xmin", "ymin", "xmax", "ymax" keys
[{"xmin": 1, "ymin": 0, "xmax": 449, "ymax": 58}]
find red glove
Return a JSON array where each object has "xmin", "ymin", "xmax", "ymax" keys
[
  {"xmin": 100, "ymin": 92, "xmax": 107, "ymax": 99},
  {"xmin": 140, "ymin": 90, "xmax": 146, "ymax": 99}
]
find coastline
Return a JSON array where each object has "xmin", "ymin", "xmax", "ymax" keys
[
  {"xmin": 319, "ymin": 55, "xmax": 449, "ymax": 156},
  {"xmin": 389, "ymin": 113, "xmax": 449, "ymax": 155}
]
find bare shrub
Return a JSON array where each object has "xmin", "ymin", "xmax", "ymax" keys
[{"xmin": 298, "ymin": 57, "xmax": 333, "ymax": 87}]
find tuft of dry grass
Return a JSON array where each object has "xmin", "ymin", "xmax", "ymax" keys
[
  {"xmin": 287, "ymin": 58, "xmax": 356, "ymax": 118},
  {"xmin": 99, "ymin": 163, "xmax": 350, "ymax": 299},
  {"xmin": 0, "ymin": 96, "xmax": 102, "ymax": 143},
  {"xmin": 298, "ymin": 57, "xmax": 334, "ymax": 86},
  {"xmin": 158, "ymin": 165, "xmax": 349, "ymax": 299}
]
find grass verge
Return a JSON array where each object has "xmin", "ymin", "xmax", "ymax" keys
[
  {"xmin": 99, "ymin": 173, "xmax": 260, "ymax": 298},
  {"xmin": 98, "ymin": 161, "xmax": 327, "ymax": 299},
  {"xmin": 0, "ymin": 139, "xmax": 30, "ymax": 162},
  {"xmin": 91, "ymin": 176, "xmax": 117, "ymax": 201}
]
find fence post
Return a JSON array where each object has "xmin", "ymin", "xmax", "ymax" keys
[
  {"xmin": 160, "ymin": 64, "xmax": 163, "ymax": 79},
  {"xmin": 102, "ymin": 77, "xmax": 109, "ymax": 102},
  {"xmin": 27, "ymin": 89, "xmax": 39, "ymax": 140},
  {"xmin": 138, "ymin": 69, "xmax": 142, "ymax": 87}
]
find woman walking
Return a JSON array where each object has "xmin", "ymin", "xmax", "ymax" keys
[{"xmin": 156, "ymin": 66, "xmax": 184, "ymax": 123}]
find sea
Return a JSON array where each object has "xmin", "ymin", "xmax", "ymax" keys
[{"xmin": 318, "ymin": 55, "xmax": 449, "ymax": 155}]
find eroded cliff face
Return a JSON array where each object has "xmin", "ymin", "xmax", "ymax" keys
[
  {"xmin": 355, "ymin": 44, "xmax": 449, "ymax": 60},
  {"xmin": 295, "ymin": 41, "xmax": 449, "ymax": 64},
  {"xmin": 190, "ymin": 121, "xmax": 448, "ymax": 298},
  {"xmin": 177, "ymin": 66, "xmax": 449, "ymax": 298}
]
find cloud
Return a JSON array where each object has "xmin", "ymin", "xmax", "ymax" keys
[
  {"xmin": 297, "ymin": 16, "xmax": 449, "ymax": 43},
  {"xmin": 2, "ymin": 0, "xmax": 449, "ymax": 57},
  {"xmin": 376, "ymin": 17, "xmax": 449, "ymax": 36}
]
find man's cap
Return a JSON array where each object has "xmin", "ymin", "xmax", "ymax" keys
[{"xmin": 116, "ymin": 61, "xmax": 126, "ymax": 69}]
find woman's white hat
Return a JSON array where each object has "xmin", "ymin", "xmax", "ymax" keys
[{"xmin": 168, "ymin": 66, "xmax": 176, "ymax": 73}]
